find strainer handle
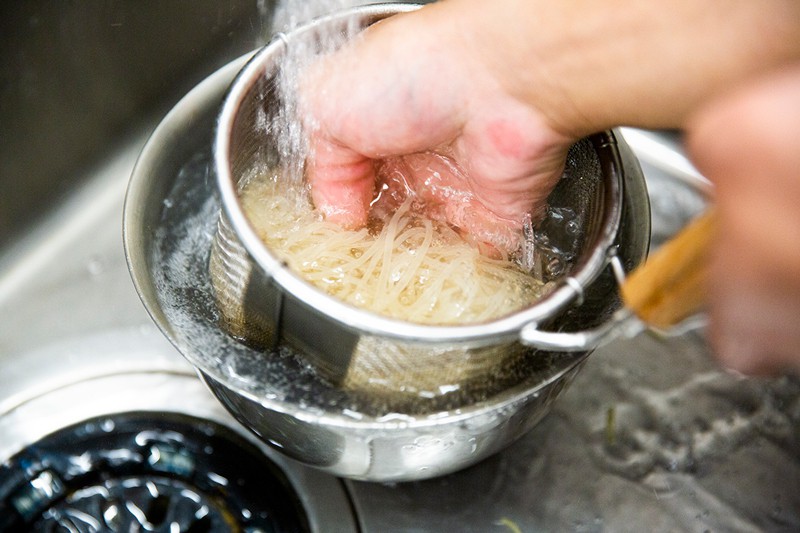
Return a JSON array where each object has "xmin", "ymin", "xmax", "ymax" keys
[
  {"xmin": 519, "ymin": 254, "xmax": 639, "ymax": 352},
  {"xmin": 519, "ymin": 308, "xmax": 643, "ymax": 352},
  {"xmin": 521, "ymin": 210, "xmax": 716, "ymax": 352}
]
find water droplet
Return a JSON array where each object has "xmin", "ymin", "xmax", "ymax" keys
[
  {"xmin": 566, "ymin": 219, "xmax": 580, "ymax": 235},
  {"xmin": 86, "ymin": 255, "xmax": 105, "ymax": 276},
  {"xmin": 546, "ymin": 257, "xmax": 564, "ymax": 276}
]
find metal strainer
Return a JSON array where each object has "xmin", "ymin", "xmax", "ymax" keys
[{"xmin": 210, "ymin": 4, "xmax": 636, "ymax": 403}]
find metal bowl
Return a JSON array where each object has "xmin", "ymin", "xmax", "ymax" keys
[
  {"xmin": 124, "ymin": 4, "xmax": 650, "ymax": 481},
  {"xmin": 212, "ymin": 3, "xmax": 640, "ymax": 401}
]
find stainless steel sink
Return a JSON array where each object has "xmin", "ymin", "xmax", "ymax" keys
[{"xmin": 1, "ymin": 2, "xmax": 798, "ymax": 531}]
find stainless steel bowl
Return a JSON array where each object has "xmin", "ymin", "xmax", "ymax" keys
[
  {"xmin": 124, "ymin": 4, "xmax": 650, "ymax": 481},
  {"xmin": 212, "ymin": 3, "xmax": 643, "ymax": 401}
]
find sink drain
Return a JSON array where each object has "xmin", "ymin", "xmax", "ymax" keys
[{"xmin": 0, "ymin": 412, "xmax": 310, "ymax": 532}]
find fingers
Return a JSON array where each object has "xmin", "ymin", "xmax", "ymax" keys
[
  {"xmin": 300, "ymin": 3, "xmax": 573, "ymax": 252},
  {"xmin": 306, "ymin": 136, "xmax": 375, "ymax": 229},
  {"xmin": 377, "ymin": 152, "xmax": 529, "ymax": 253},
  {"xmin": 301, "ymin": 6, "xmax": 466, "ymax": 226},
  {"xmin": 686, "ymin": 64, "xmax": 800, "ymax": 375}
]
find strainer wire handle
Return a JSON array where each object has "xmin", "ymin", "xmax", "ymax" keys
[
  {"xmin": 519, "ymin": 254, "xmax": 643, "ymax": 352},
  {"xmin": 521, "ymin": 208, "xmax": 716, "ymax": 352},
  {"xmin": 520, "ymin": 308, "xmax": 643, "ymax": 352}
]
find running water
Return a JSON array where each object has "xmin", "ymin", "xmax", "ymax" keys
[
  {"xmin": 254, "ymin": 0, "xmax": 368, "ymax": 192},
  {"xmin": 252, "ymin": 1, "xmax": 587, "ymax": 279},
  {"xmin": 269, "ymin": 0, "xmax": 363, "ymax": 32}
]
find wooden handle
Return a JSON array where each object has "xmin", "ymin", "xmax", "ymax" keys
[{"xmin": 620, "ymin": 209, "xmax": 716, "ymax": 329}]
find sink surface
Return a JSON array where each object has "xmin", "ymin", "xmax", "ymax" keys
[{"xmin": 1, "ymin": 2, "xmax": 798, "ymax": 531}]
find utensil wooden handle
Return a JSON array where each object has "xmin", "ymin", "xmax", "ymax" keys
[{"xmin": 620, "ymin": 210, "xmax": 716, "ymax": 329}]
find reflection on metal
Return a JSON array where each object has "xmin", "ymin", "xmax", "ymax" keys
[
  {"xmin": 0, "ymin": 0, "xmax": 795, "ymax": 524},
  {"xmin": 620, "ymin": 128, "xmax": 711, "ymax": 191}
]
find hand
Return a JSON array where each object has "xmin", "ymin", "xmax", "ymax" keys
[
  {"xmin": 301, "ymin": 0, "xmax": 800, "ymax": 253},
  {"xmin": 687, "ymin": 65, "xmax": 800, "ymax": 375},
  {"xmin": 301, "ymin": 3, "xmax": 573, "ymax": 252},
  {"xmin": 301, "ymin": 0, "xmax": 800, "ymax": 373}
]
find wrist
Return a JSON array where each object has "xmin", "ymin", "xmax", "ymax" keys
[{"xmin": 442, "ymin": 0, "xmax": 800, "ymax": 136}]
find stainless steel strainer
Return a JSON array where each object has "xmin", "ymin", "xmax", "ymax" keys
[{"xmin": 210, "ymin": 3, "xmax": 640, "ymax": 402}]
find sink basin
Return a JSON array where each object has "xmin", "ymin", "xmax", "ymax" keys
[{"xmin": 1, "ymin": 2, "xmax": 798, "ymax": 531}]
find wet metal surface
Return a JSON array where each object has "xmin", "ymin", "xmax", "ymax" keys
[{"xmin": 1, "ymin": 2, "xmax": 797, "ymax": 527}]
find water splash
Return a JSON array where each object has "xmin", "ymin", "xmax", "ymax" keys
[{"xmin": 257, "ymin": 0, "xmax": 369, "ymax": 193}]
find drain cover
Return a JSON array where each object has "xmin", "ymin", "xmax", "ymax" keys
[{"xmin": 0, "ymin": 412, "xmax": 310, "ymax": 532}]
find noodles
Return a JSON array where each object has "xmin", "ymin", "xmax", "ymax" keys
[{"xmin": 240, "ymin": 171, "xmax": 545, "ymax": 325}]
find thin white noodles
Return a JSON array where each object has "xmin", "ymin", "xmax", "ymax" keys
[{"xmin": 240, "ymin": 171, "xmax": 544, "ymax": 325}]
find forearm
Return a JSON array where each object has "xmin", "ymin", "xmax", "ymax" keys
[{"xmin": 437, "ymin": 0, "xmax": 800, "ymax": 136}]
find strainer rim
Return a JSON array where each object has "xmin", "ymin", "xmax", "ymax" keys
[{"xmin": 214, "ymin": 3, "xmax": 624, "ymax": 346}]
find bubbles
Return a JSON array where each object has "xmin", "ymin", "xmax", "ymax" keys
[
  {"xmin": 566, "ymin": 219, "xmax": 580, "ymax": 235},
  {"xmin": 525, "ymin": 206, "xmax": 582, "ymax": 282},
  {"xmin": 543, "ymin": 257, "xmax": 562, "ymax": 278}
]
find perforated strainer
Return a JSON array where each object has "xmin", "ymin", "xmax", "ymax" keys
[{"xmin": 210, "ymin": 4, "xmax": 638, "ymax": 401}]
